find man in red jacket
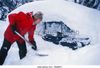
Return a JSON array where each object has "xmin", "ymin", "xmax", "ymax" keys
[{"xmin": 0, "ymin": 11, "xmax": 43, "ymax": 65}]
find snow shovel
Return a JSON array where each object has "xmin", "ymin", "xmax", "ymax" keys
[{"xmin": 15, "ymin": 31, "xmax": 48, "ymax": 56}]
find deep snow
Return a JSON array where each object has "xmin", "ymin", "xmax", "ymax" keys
[{"xmin": 0, "ymin": 0, "xmax": 100, "ymax": 65}]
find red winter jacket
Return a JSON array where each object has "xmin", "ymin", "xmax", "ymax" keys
[{"xmin": 4, "ymin": 11, "xmax": 36, "ymax": 44}]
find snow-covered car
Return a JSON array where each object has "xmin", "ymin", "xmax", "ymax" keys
[{"xmin": 42, "ymin": 21, "xmax": 91, "ymax": 50}]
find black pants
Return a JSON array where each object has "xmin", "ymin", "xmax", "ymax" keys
[
  {"xmin": 0, "ymin": 38, "xmax": 27, "ymax": 65},
  {"xmin": 16, "ymin": 40, "xmax": 27, "ymax": 59}
]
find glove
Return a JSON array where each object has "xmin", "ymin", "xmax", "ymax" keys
[
  {"xmin": 11, "ymin": 25, "xmax": 17, "ymax": 34},
  {"xmin": 30, "ymin": 40, "xmax": 37, "ymax": 50}
]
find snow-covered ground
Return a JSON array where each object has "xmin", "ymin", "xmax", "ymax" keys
[{"xmin": 0, "ymin": 0, "xmax": 100, "ymax": 65}]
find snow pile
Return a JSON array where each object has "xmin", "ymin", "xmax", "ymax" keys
[{"xmin": 0, "ymin": 0, "xmax": 100, "ymax": 65}]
